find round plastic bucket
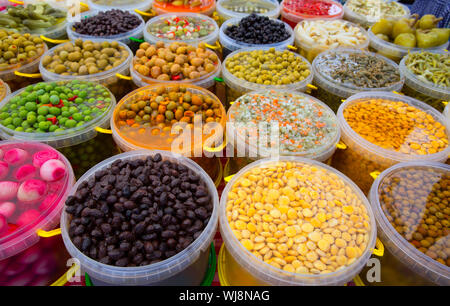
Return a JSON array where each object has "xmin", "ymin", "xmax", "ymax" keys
[
  {"xmin": 368, "ymin": 161, "xmax": 450, "ymax": 285},
  {"xmin": 39, "ymin": 39, "xmax": 134, "ymax": 100},
  {"xmin": 312, "ymin": 47, "xmax": 405, "ymax": 112},
  {"xmin": 399, "ymin": 51, "xmax": 450, "ymax": 112},
  {"xmin": 0, "ymin": 141, "xmax": 75, "ymax": 285},
  {"xmin": 60, "ymin": 149, "xmax": 219, "ymax": 285},
  {"xmin": 332, "ymin": 91, "xmax": 450, "ymax": 194},
  {"xmin": 152, "ymin": 0, "xmax": 216, "ymax": 16},
  {"xmin": 216, "ymin": 0, "xmax": 280, "ymax": 26},
  {"xmin": 280, "ymin": 0, "xmax": 343, "ymax": 29},
  {"xmin": 219, "ymin": 156, "xmax": 377, "ymax": 285},
  {"xmin": 88, "ymin": 0, "xmax": 154, "ymax": 12},
  {"xmin": 219, "ymin": 17, "xmax": 294, "ymax": 58}
]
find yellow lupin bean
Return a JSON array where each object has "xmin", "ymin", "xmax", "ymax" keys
[{"xmin": 226, "ymin": 161, "xmax": 372, "ymax": 275}]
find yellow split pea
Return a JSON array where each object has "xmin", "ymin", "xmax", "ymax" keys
[{"xmin": 226, "ymin": 161, "xmax": 372, "ymax": 275}]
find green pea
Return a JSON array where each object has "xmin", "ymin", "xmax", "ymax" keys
[
  {"xmin": 65, "ymin": 119, "xmax": 77, "ymax": 128},
  {"xmin": 49, "ymin": 107, "xmax": 61, "ymax": 116},
  {"xmin": 37, "ymin": 115, "xmax": 46, "ymax": 122},
  {"xmin": 38, "ymin": 121, "xmax": 50, "ymax": 130},
  {"xmin": 12, "ymin": 118, "xmax": 22, "ymax": 127},
  {"xmin": 72, "ymin": 113, "xmax": 83, "ymax": 121},
  {"xmin": 38, "ymin": 106, "xmax": 49, "ymax": 116},
  {"xmin": 50, "ymin": 95, "xmax": 60, "ymax": 105},
  {"xmin": 25, "ymin": 102, "xmax": 37, "ymax": 112}
]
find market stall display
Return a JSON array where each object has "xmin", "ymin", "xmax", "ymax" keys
[
  {"xmin": 39, "ymin": 39, "xmax": 133, "ymax": 100},
  {"xmin": 225, "ymin": 90, "xmax": 339, "ymax": 175},
  {"xmin": 294, "ymin": 19, "xmax": 369, "ymax": 62},
  {"xmin": 399, "ymin": 51, "xmax": 450, "ymax": 112},
  {"xmin": 152, "ymin": 0, "xmax": 216, "ymax": 16},
  {"xmin": 0, "ymin": 141, "xmax": 74, "ymax": 285},
  {"xmin": 368, "ymin": 162, "xmax": 449, "ymax": 285},
  {"xmin": 222, "ymin": 47, "xmax": 313, "ymax": 107},
  {"xmin": 131, "ymin": 41, "xmax": 221, "ymax": 92},
  {"xmin": 281, "ymin": 0, "xmax": 343, "ymax": 29},
  {"xmin": 312, "ymin": 48, "xmax": 404, "ymax": 112},
  {"xmin": 219, "ymin": 14, "xmax": 293, "ymax": 57},
  {"xmin": 368, "ymin": 15, "xmax": 449, "ymax": 62},
  {"xmin": 61, "ymin": 150, "xmax": 219, "ymax": 285},
  {"xmin": 216, "ymin": 0, "xmax": 280, "ymax": 25},
  {"xmin": 0, "ymin": 80, "xmax": 117, "ymax": 178},
  {"xmin": 343, "ymin": 0, "xmax": 410, "ymax": 28},
  {"xmin": 219, "ymin": 157, "xmax": 376, "ymax": 285},
  {"xmin": 332, "ymin": 92, "xmax": 450, "ymax": 194},
  {"xmin": 144, "ymin": 13, "xmax": 219, "ymax": 47}
]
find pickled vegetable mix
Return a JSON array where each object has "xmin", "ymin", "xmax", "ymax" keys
[
  {"xmin": 229, "ymin": 90, "xmax": 338, "ymax": 154},
  {"xmin": 405, "ymin": 52, "xmax": 450, "ymax": 88},
  {"xmin": 283, "ymin": 0, "xmax": 341, "ymax": 17},
  {"xmin": 147, "ymin": 15, "xmax": 216, "ymax": 40},
  {"xmin": 346, "ymin": 0, "xmax": 407, "ymax": 19}
]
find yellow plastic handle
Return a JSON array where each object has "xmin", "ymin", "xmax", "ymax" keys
[
  {"xmin": 442, "ymin": 101, "xmax": 448, "ymax": 106},
  {"xmin": 306, "ymin": 84, "xmax": 317, "ymax": 90},
  {"xmin": 40, "ymin": 35, "xmax": 70, "ymax": 44},
  {"xmin": 116, "ymin": 73, "xmax": 132, "ymax": 80},
  {"xmin": 8, "ymin": 0, "xmax": 24, "ymax": 4},
  {"xmin": 392, "ymin": 91, "xmax": 404, "ymax": 95},
  {"xmin": 224, "ymin": 174, "xmax": 234, "ymax": 183},
  {"xmin": 287, "ymin": 45, "xmax": 297, "ymax": 51},
  {"xmin": 36, "ymin": 228, "xmax": 61, "ymax": 237},
  {"xmin": 336, "ymin": 141, "xmax": 347, "ymax": 150},
  {"xmin": 205, "ymin": 41, "xmax": 222, "ymax": 51},
  {"xmin": 50, "ymin": 263, "xmax": 80, "ymax": 286},
  {"xmin": 372, "ymin": 237, "xmax": 384, "ymax": 257},
  {"xmin": 204, "ymin": 134, "xmax": 227, "ymax": 153},
  {"xmin": 80, "ymin": 2, "xmax": 89, "ymax": 8},
  {"xmin": 341, "ymin": 99, "xmax": 346, "ymax": 103},
  {"xmin": 95, "ymin": 126, "xmax": 112, "ymax": 134},
  {"xmin": 353, "ymin": 275, "xmax": 365, "ymax": 286},
  {"xmin": 135, "ymin": 9, "xmax": 156, "ymax": 17},
  {"xmin": 14, "ymin": 71, "xmax": 42, "ymax": 78},
  {"xmin": 370, "ymin": 171, "xmax": 381, "ymax": 180}
]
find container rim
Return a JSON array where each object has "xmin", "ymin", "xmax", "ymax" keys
[
  {"xmin": 0, "ymin": 79, "xmax": 10, "ymax": 102},
  {"xmin": 60, "ymin": 149, "xmax": 219, "ymax": 285},
  {"xmin": 399, "ymin": 50, "xmax": 450, "ymax": 100},
  {"xmin": 216, "ymin": 0, "xmax": 280, "ymax": 19},
  {"xmin": 369, "ymin": 161, "xmax": 450, "ymax": 283},
  {"xmin": 226, "ymin": 90, "xmax": 340, "ymax": 160},
  {"xmin": 281, "ymin": 0, "xmax": 343, "ymax": 19},
  {"xmin": 222, "ymin": 46, "xmax": 314, "ymax": 93},
  {"xmin": 66, "ymin": 9, "xmax": 145, "ymax": 42},
  {"xmin": 144, "ymin": 12, "xmax": 219, "ymax": 46},
  {"xmin": 87, "ymin": 0, "xmax": 154, "ymax": 12},
  {"xmin": 219, "ymin": 156, "xmax": 377, "ymax": 285},
  {"xmin": 39, "ymin": 39, "xmax": 133, "ymax": 83},
  {"xmin": 337, "ymin": 91, "xmax": 450, "ymax": 162},
  {"xmin": 0, "ymin": 80, "xmax": 116, "ymax": 148},
  {"xmin": 343, "ymin": 0, "xmax": 410, "ymax": 25},
  {"xmin": 0, "ymin": 41, "xmax": 48, "ymax": 78},
  {"xmin": 0, "ymin": 140, "xmax": 75, "ymax": 261},
  {"xmin": 312, "ymin": 47, "xmax": 405, "ymax": 96},
  {"xmin": 152, "ymin": 0, "xmax": 215, "ymax": 13},
  {"xmin": 219, "ymin": 16, "xmax": 294, "ymax": 50}
]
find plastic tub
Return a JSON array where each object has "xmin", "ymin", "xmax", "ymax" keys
[
  {"xmin": 368, "ymin": 161, "xmax": 450, "ymax": 285},
  {"xmin": 0, "ymin": 34, "xmax": 47, "ymax": 92},
  {"xmin": 219, "ymin": 156, "xmax": 377, "ymax": 285},
  {"xmin": 332, "ymin": 91, "xmax": 450, "ymax": 194},
  {"xmin": 280, "ymin": 0, "xmax": 344, "ymax": 29},
  {"xmin": 343, "ymin": 0, "xmax": 410, "ymax": 29},
  {"xmin": 0, "ymin": 141, "xmax": 75, "ymax": 285},
  {"xmin": 368, "ymin": 28, "xmax": 449, "ymax": 63},
  {"xmin": 39, "ymin": 40, "xmax": 133, "ymax": 100},
  {"xmin": 216, "ymin": 0, "xmax": 280, "ymax": 25},
  {"xmin": 222, "ymin": 47, "xmax": 313, "ymax": 108},
  {"xmin": 225, "ymin": 90, "xmax": 339, "ymax": 174},
  {"xmin": 312, "ymin": 48, "xmax": 405, "ymax": 112},
  {"xmin": 219, "ymin": 17, "xmax": 294, "ymax": 58},
  {"xmin": 0, "ymin": 80, "xmax": 118, "ymax": 178},
  {"xmin": 88, "ymin": 0, "xmax": 154, "ymax": 12},
  {"xmin": 0, "ymin": 79, "xmax": 10, "ymax": 103},
  {"xmin": 294, "ymin": 19, "xmax": 370, "ymax": 63},
  {"xmin": 66, "ymin": 10, "xmax": 146, "ymax": 47},
  {"xmin": 60, "ymin": 149, "xmax": 219, "ymax": 285},
  {"xmin": 144, "ymin": 13, "xmax": 219, "ymax": 47},
  {"xmin": 152, "ymin": 0, "xmax": 216, "ymax": 16},
  {"xmin": 399, "ymin": 51, "xmax": 450, "ymax": 112},
  {"xmin": 111, "ymin": 84, "xmax": 226, "ymax": 183}
]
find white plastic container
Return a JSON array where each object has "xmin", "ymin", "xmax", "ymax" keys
[
  {"xmin": 39, "ymin": 40, "xmax": 133, "ymax": 99},
  {"xmin": 66, "ymin": 10, "xmax": 145, "ymax": 46},
  {"xmin": 280, "ymin": 0, "xmax": 344, "ymax": 29},
  {"xmin": 219, "ymin": 17, "xmax": 294, "ymax": 57},
  {"xmin": 294, "ymin": 19, "xmax": 370, "ymax": 63},
  {"xmin": 0, "ymin": 81, "xmax": 116, "ymax": 149},
  {"xmin": 399, "ymin": 51, "xmax": 450, "ymax": 112},
  {"xmin": 152, "ymin": 0, "xmax": 216, "ymax": 17},
  {"xmin": 343, "ymin": 0, "xmax": 410, "ymax": 29},
  {"xmin": 216, "ymin": 0, "xmax": 280, "ymax": 24},
  {"xmin": 219, "ymin": 156, "xmax": 377, "ymax": 285},
  {"xmin": 60, "ymin": 149, "xmax": 219, "ymax": 286},
  {"xmin": 144, "ymin": 13, "xmax": 219, "ymax": 47},
  {"xmin": 312, "ymin": 48, "xmax": 405, "ymax": 112},
  {"xmin": 368, "ymin": 28, "xmax": 449, "ymax": 63},
  {"xmin": 369, "ymin": 161, "xmax": 450, "ymax": 285},
  {"xmin": 88, "ymin": 0, "xmax": 154, "ymax": 12},
  {"xmin": 332, "ymin": 91, "xmax": 450, "ymax": 194},
  {"xmin": 222, "ymin": 46, "xmax": 313, "ymax": 106},
  {"xmin": 445, "ymin": 103, "xmax": 450, "ymax": 121}
]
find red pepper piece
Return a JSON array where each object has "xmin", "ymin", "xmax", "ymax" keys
[
  {"xmin": 68, "ymin": 95, "xmax": 78, "ymax": 101},
  {"xmin": 47, "ymin": 117, "xmax": 58, "ymax": 125},
  {"xmin": 171, "ymin": 74, "xmax": 181, "ymax": 81}
]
